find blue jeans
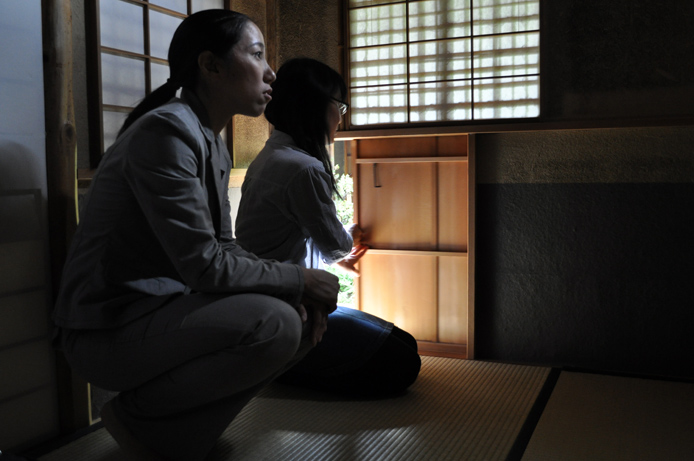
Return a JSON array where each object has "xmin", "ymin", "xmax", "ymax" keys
[{"xmin": 278, "ymin": 306, "xmax": 421, "ymax": 397}]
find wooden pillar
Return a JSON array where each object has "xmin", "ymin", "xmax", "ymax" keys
[{"xmin": 42, "ymin": 0, "xmax": 90, "ymax": 432}]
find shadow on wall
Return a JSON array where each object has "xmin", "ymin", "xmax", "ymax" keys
[
  {"xmin": 0, "ymin": 141, "xmax": 46, "ymax": 245},
  {"xmin": 0, "ymin": 140, "xmax": 58, "ymax": 452}
]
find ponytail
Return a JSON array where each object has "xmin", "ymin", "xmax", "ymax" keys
[{"xmin": 118, "ymin": 79, "xmax": 180, "ymax": 137}]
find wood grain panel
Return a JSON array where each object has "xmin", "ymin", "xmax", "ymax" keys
[
  {"xmin": 438, "ymin": 256, "xmax": 468, "ymax": 344},
  {"xmin": 359, "ymin": 253, "xmax": 438, "ymax": 341},
  {"xmin": 358, "ymin": 163, "xmax": 437, "ymax": 250},
  {"xmin": 438, "ymin": 162, "xmax": 468, "ymax": 251},
  {"xmin": 437, "ymin": 135, "xmax": 468, "ymax": 157},
  {"xmin": 357, "ymin": 137, "xmax": 436, "ymax": 159},
  {"xmin": 353, "ymin": 134, "xmax": 470, "ymax": 350}
]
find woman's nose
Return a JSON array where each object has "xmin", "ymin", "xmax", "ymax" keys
[{"xmin": 265, "ymin": 65, "xmax": 276, "ymax": 83}]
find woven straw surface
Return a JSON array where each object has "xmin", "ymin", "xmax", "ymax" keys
[
  {"xmin": 522, "ymin": 371, "xmax": 694, "ymax": 461},
  {"xmin": 40, "ymin": 357, "xmax": 550, "ymax": 461}
]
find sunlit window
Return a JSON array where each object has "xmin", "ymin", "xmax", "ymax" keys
[{"xmin": 347, "ymin": 0, "xmax": 540, "ymax": 126}]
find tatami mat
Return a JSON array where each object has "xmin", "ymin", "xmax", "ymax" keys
[
  {"xmin": 38, "ymin": 357, "xmax": 551, "ymax": 461},
  {"xmin": 210, "ymin": 357, "xmax": 550, "ymax": 460},
  {"xmin": 521, "ymin": 371, "xmax": 694, "ymax": 461}
]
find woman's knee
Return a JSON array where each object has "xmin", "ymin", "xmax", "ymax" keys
[
  {"xmin": 183, "ymin": 293, "xmax": 301, "ymax": 342},
  {"xmin": 255, "ymin": 297, "xmax": 304, "ymax": 361},
  {"xmin": 218, "ymin": 294, "xmax": 303, "ymax": 363},
  {"xmin": 177, "ymin": 295, "xmax": 304, "ymax": 390}
]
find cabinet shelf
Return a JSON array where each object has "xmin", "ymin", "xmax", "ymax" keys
[
  {"xmin": 356, "ymin": 156, "xmax": 467, "ymax": 164},
  {"xmin": 365, "ymin": 248, "xmax": 467, "ymax": 257}
]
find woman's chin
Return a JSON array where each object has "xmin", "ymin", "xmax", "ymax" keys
[
  {"xmin": 232, "ymin": 101, "xmax": 267, "ymax": 119},
  {"xmin": 243, "ymin": 105, "xmax": 267, "ymax": 118}
]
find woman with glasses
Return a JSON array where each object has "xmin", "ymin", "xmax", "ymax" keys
[{"xmin": 236, "ymin": 57, "xmax": 421, "ymax": 398}]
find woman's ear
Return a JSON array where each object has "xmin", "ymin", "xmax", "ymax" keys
[{"xmin": 198, "ymin": 51, "xmax": 219, "ymax": 77}]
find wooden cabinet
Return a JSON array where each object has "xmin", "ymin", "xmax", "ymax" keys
[{"xmin": 348, "ymin": 135, "xmax": 473, "ymax": 358}]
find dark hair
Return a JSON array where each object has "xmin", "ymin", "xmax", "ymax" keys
[
  {"xmin": 264, "ymin": 58, "xmax": 347, "ymax": 196},
  {"xmin": 118, "ymin": 9, "xmax": 252, "ymax": 136}
]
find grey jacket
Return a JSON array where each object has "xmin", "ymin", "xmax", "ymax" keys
[{"xmin": 53, "ymin": 91, "xmax": 303, "ymax": 329}]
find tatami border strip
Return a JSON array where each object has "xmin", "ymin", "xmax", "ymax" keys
[{"xmin": 505, "ymin": 367, "xmax": 562, "ymax": 461}]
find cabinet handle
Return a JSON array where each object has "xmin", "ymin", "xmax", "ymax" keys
[{"xmin": 373, "ymin": 163, "xmax": 382, "ymax": 188}]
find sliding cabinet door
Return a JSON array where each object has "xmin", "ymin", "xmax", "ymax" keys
[{"xmin": 351, "ymin": 135, "xmax": 472, "ymax": 358}]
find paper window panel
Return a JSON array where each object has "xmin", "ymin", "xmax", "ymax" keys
[
  {"xmin": 473, "ymin": 31, "xmax": 539, "ymax": 78},
  {"xmin": 409, "ymin": 38, "xmax": 473, "ymax": 83},
  {"xmin": 350, "ymin": 85, "xmax": 408, "ymax": 125},
  {"xmin": 149, "ymin": 0, "xmax": 188, "ymax": 14},
  {"xmin": 472, "ymin": 0, "xmax": 540, "ymax": 36},
  {"xmin": 473, "ymin": 75, "xmax": 540, "ymax": 119},
  {"xmin": 102, "ymin": 110, "xmax": 128, "ymax": 150},
  {"xmin": 99, "ymin": 0, "xmax": 144, "ymax": 54},
  {"xmin": 350, "ymin": 44, "xmax": 408, "ymax": 88},
  {"xmin": 349, "ymin": 4, "xmax": 407, "ymax": 48},
  {"xmin": 410, "ymin": 80, "xmax": 473, "ymax": 122},
  {"xmin": 149, "ymin": 11, "xmax": 183, "ymax": 60},
  {"xmin": 409, "ymin": 0, "xmax": 471, "ymax": 42},
  {"xmin": 151, "ymin": 62, "xmax": 170, "ymax": 91},
  {"xmin": 192, "ymin": 0, "xmax": 226, "ymax": 13},
  {"xmin": 348, "ymin": 0, "xmax": 540, "ymax": 125},
  {"xmin": 100, "ymin": 53, "xmax": 146, "ymax": 107},
  {"xmin": 349, "ymin": 0, "xmax": 404, "ymax": 8}
]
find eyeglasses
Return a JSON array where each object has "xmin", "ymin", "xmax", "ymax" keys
[{"xmin": 331, "ymin": 98, "xmax": 349, "ymax": 116}]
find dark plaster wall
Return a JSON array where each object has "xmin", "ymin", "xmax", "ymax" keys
[
  {"xmin": 542, "ymin": 0, "xmax": 694, "ymax": 121},
  {"xmin": 275, "ymin": 0, "xmax": 341, "ymax": 70},
  {"xmin": 474, "ymin": 126, "xmax": 694, "ymax": 378},
  {"xmin": 471, "ymin": 1, "xmax": 694, "ymax": 378}
]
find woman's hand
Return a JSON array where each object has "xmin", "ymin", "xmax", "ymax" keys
[
  {"xmin": 347, "ymin": 223, "xmax": 363, "ymax": 247},
  {"xmin": 335, "ymin": 244, "xmax": 369, "ymax": 276},
  {"xmin": 301, "ymin": 268, "xmax": 339, "ymax": 313},
  {"xmin": 300, "ymin": 302, "xmax": 330, "ymax": 346},
  {"xmin": 300, "ymin": 268, "xmax": 339, "ymax": 345}
]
